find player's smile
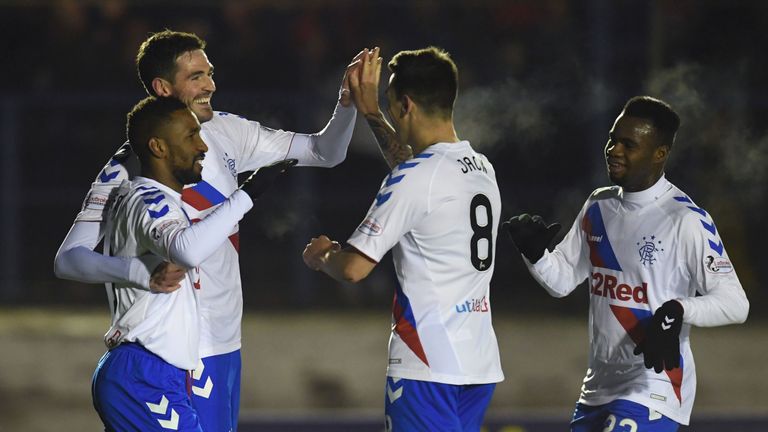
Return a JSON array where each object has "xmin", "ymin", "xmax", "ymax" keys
[
  {"xmin": 194, "ymin": 152, "xmax": 205, "ymax": 170},
  {"xmin": 606, "ymin": 157, "xmax": 625, "ymax": 176}
]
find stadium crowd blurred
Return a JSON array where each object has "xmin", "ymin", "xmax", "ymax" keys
[{"xmin": 1, "ymin": 0, "xmax": 765, "ymax": 317}]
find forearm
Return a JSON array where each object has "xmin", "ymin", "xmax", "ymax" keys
[
  {"xmin": 678, "ymin": 285, "xmax": 750, "ymax": 327},
  {"xmin": 527, "ymin": 249, "xmax": 586, "ymax": 298},
  {"xmin": 320, "ymin": 247, "xmax": 375, "ymax": 283},
  {"xmin": 54, "ymin": 221, "xmax": 159, "ymax": 289},
  {"xmin": 168, "ymin": 190, "xmax": 253, "ymax": 268},
  {"xmin": 287, "ymin": 102, "xmax": 356, "ymax": 168},
  {"xmin": 363, "ymin": 112, "xmax": 413, "ymax": 168}
]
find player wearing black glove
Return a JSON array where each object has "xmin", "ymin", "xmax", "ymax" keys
[
  {"xmin": 634, "ymin": 299, "xmax": 684, "ymax": 373},
  {"xmin": 238, "ymin": 159, "xmax": 298, "ymax": 199},
  {"xmin": 502, "ymin": 214, "xmax": 561, "ymax": 262}
]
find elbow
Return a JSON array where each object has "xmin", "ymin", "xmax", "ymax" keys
[
  {"xmin": 53, "ymin": 249, "xmax": 74, "ymax": 280},
  {"xmin": 53, "ymin": 253, "xmax": 67, "ymax": 280},
  {"xmin": 339, "ymin": 267, "xmax": 367, "ymax": 284},
  {"xmin": 168, "ymin": 248, "xmax": 200, "ymax": 270},
  {"xmin": 321, "ymin": 150, "xmax": 347, "ymax": 168},
  {"xmin": 171, "ymin": 255, "xmax": 199, "ymax": 270},
  {"xmin": 734, "ymin": 297, "xmax": 750, "ymax": 324}
]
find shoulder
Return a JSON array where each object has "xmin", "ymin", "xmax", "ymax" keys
[
  {"xmin": 588, "ymin": 186, "xmax": 621, "ymax": 202},
  {"xmin": 373, "ymin": 153, "xmax": 439, "ymax": 207},
  {"xmin": 94, "ymin": 142, "xmax": 137, "ymax": 184},
  {"xmin": 205, "ymin": 111, "xmax": 257, "ymax": 131},
  {"xmin": 660, "ymin": 188, "xmax": 716, "ymax": 233},
  {"xmin": 121, "ymin": 182, "xmax": 179, "ymax": 221}
]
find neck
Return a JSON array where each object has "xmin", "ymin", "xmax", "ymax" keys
[
  {"xmin": 410, "ymin": 117, "xmax": 459, "ymax": 155},
  {"xmin": 141, "ymin": 168, "xmax": 183, "ymax": 193}
]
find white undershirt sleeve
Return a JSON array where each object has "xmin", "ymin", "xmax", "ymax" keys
[
  {"xmin": 287, "ymin": 102, "xmax": 356, "ymax": 167},
  {"xmin": 167, "ymin": 189, "xmax": 254, "ymax": 268},
  {"xmin": 54, "ymin": 221, "xmax": 161, "ymax": 290},
  {"xmin": 528, "ymin": 205, "xmax": 592, "ymax": 298}
]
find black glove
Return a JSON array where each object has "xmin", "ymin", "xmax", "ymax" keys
[
  {"xmin": 634, "ymin": 300, "xmax": 684, "ymax": 373},
  {"xmin": 502, "ymin": 214, "xmax": 561, "ymax": 262},
  {"xmin": 239, "ymin": 159, "xmax": 298, "ymax": 199}
]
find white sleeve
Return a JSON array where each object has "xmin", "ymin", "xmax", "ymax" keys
[
  {"xmin": 54, "ymin": 221, "xmax": 162, "ymax": 290},
  {"xmin": 206, "ymin": 113, "xmax": 294, "ymax": 172},
  {"xmin": 56, "ymin": 143, "xmax": 155, "ymax": 290},
  {"xmin": 287, "ymin": 102, "xmax": 356, "ymax": 167},
  {"xmin": 527, "ymin": 201, "xmax": 593, "ymax": 298},
  {"xmin": 677, "ymin": 213, "xmax": 749, "ymax": 327},
  {"xmin": 165, "ymin": 190, "xmax": 254, "ymax": 268},
  {"xmin": 347, "ymin": 169, "xmax": 428, "ymax": 262}
]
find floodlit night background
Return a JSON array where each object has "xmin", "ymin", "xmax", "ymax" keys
[{"xmin": 0, "ymin": 1, "xmax": 766, "ymax": 431}]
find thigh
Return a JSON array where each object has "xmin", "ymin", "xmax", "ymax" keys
[
  {"xmin": 92, "ymin": 344, "xmax": 203, "ymax": 432},
  {"xmin": 384, "ymin": 377, "xmax": 462, "ymax": 432},
  {"xmin": 457, "ymin": 383, "xmax": 496, "ymax": 432},
  {"xmin": 571, "ymin": 402, "xmax": 609, "ymax": 432},
  {"xmin": 604, "ymin": 400, "xmax": 679, "ymax": 432},
  {"xmin": 191, "ymin": 350, "xmax": 242, "ymax": 432}
]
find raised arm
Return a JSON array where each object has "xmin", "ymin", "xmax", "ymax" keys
[{"xmin": 349, "ymin": 47, "xmax": 413, "ymax": 168}]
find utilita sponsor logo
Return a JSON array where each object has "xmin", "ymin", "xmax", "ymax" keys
[
  {"xmin": 591, "ymin": 271, "xmax": 648, "ymax": 304},
  {"xmin": 455, "ymin": 296, "xmax": 489, "ymax": 313}
]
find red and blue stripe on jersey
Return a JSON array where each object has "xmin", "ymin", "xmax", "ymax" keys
[
  {"xmin": 182, "ymin": 181, "xmax": 240, "ymax": 252},
  {"xmin": 611, "ymin": 304, "xmax": 684, "ymax": 403},
  {"xmin": 392, "ymin": 281, "xmax": 429, "ymax": 366},
  {"xmin": 582, "ymin": 202, "xmax": 622, "ymax": 271},
  {"xmin": 584, "ymin": 202, "xmax": 683, "ymax": 404}
]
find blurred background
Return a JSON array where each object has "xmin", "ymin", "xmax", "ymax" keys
[{"xmin": 1, "ymin": 0, "xmax": 766, "ymax": 431}]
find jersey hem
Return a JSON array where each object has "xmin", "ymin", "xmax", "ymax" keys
[
  {"xmin": 199, "ymin": 340, "xmax": 242, "ymax": 358},
  {"xmin": 387, "ymin": 368, "xmax": 504, "ymax": 385}
]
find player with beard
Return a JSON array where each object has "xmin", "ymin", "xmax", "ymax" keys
[
  {"xmin": 92, "ymin": 96, "xmax": 293, "ymax": 431},
  {"xmin": 55, "ymin": 30, "xmax": 364, "ymax": 431}
]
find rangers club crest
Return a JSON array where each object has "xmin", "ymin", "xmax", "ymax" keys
[{"xmin": 637, "ymin": 235, "xmax": 664, "ymax": 266}]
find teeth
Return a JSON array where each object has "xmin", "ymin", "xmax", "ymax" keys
[{"xmin": 193, "ymin": 98, "xmax": 210, "ymax": 104}]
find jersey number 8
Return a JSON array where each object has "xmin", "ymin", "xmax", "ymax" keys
[{"xmin": 470, "ymin": 194, "xmax": 493, "ymax": 271}]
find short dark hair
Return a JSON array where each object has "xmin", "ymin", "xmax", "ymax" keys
[
  {"xmin": 126, "ymin": 96, "xmax": 189, "ymax": 163},
  {"xmin": 622, "ymin": 96, "xmax": 681, "ymax": 147},
  {"xmin": 388, "ymin": 46, "xmax": 458, "ymax": 119},
  {"xmin": 136, "ymin": 30, "xmax": 206, "ymax": 96}
]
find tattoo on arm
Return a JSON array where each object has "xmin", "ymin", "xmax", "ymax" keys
[{"xmin": 364, "ymin": 113, "xmax": 412, "ymax": 168}]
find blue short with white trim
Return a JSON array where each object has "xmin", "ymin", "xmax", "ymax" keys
[
  {"xmin": 571, "ymin": 399, "xmax": 679, "ymax": 432},
  {"xmin": 91, "ymin": 342, "xmax": 202, "ymax": 432},
  {"xmin": 384, "ymin": 377, "xmax": 496, "ymax": 432},
  {"xmin": 190, "ymin": 350, "xmax": 242, "ymax": 432}
]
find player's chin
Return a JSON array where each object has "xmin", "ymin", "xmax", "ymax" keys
[
  {"xmin": 607, "ymin": 170, "xmax": 624, "ymax": 186},
  {"xmin": 192, "ymin": 106, "xmax": 214, "ymax": 123}
]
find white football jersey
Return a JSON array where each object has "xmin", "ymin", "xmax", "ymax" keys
[
  {"xmin": 78, "ymin": 112, "xmax": 295, "ymax": 357},
  {"xmin": 528, "ymin": 176, "xmax": 749, "ymax": 425},
  {"xmin": 348, "ymin": 141, "xmax": 504, "ymax": 385},
  {"xmin": 104, "ymin": 177, "xmax": 200, "ymax": 370}
]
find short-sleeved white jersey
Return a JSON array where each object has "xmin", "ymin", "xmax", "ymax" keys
[
  {"xmin": 78, "ymin": 112, "xmax": 295, "ymax": 357},
  {"xmin": 104, "ymin": 177, "xmax": 200, "ymax": 370},
  {"xmin": 348, "ymin": 141, "xmax": 504, "ymax": 385},
  {"xmin": 528, "ymin": 176, "xmax": 749, "ymax": 425}
]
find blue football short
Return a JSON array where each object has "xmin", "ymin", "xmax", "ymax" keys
[
  {"xmin": 384, "ymin": 376, "xmax": 496, "ymax": 431},
  {"xmin": 571, "ymin": 399, "xmax": 679, "ymax": 432},
  {"xmin": 190, "ymin": 349, "xmax": 242, "ymax": 432},
  {"xmin": 91, "ymin": 342, "xmax": 203, "ymax": 431}
]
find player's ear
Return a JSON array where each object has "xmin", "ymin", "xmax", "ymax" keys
[
  {"xmin": 655, "ymin": 144, "xmax": 669, "ymax": 164},
  {"xmin": 151, "ymin": 78, "xmax": 173, "ymax": 97},
  {"xmin": 147, "ymin": 137, "xmax": 167, "ymax": 158},
  {"xmin": 401, "ymin": 95, "xmax": 414, "ymax": 117}
]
